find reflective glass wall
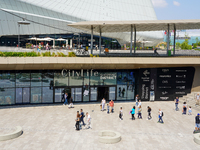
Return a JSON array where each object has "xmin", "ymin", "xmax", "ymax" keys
[{"xmin": 0, "ymin": 70, "xmax": 136, "ymax": 105}]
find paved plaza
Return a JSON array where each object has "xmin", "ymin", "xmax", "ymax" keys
[{"xmin": 0, "ymin": 101, "xmax": 200, "ymax": 150}]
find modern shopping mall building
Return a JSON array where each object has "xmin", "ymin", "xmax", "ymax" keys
[{"xmin": 0, "ymin": 0, "xmax": 200, "ymax": 106}]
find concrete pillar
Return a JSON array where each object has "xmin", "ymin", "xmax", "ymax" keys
[
  {"xmin": 70, "ymin": 39, "xmax": 72, "ymax": 49},
  {"xmin": 53, "ymin": 39, "xmax": 55, "ymax": 49},
  {"xmin": 173, "ymin": 24, "xmax": 176, "ymax": 56},
  {"xmin": 99, "ymin": 27, "xmax": 101, "ymax": 55},
  {"xmin": 130, "ymin": 25, "xmax": 133, "ymax": 54},
  {"xmin": 134, "ymin": 25, "xmax": 136, "ymax": 54},
  {"xmin": 66, "ymin": 39, "xmax": 68, "ymax": 48},
  {"xmin": 91, "ymin": 25, "xmax": 93, "ymax": 55},
  {"xmin": 167, "ymin": 24, "xmax": 170, "ymax": 55}
]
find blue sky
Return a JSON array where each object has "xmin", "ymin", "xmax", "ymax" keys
[{"xmin": 152, "ymin": 0, "xmax": 200, "ymax": 20}]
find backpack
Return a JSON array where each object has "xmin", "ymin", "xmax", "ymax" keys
[{"xmin": 162, "ymin": 112, "xmax": 164, "ymax": 117}]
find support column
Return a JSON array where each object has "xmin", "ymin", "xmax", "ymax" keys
[
  {"xmin": 18, "ymin": 24, "xmax": 20, "ymax": 50},
  {"xmin": 70, "ymin": 39, "xmax": 72, "ymax": 49},
  {"xmin": 130, "ymin": 25, "xmax": 133, "ymax": 55},
  {"xmin": 53, "ymin": 39, "xmax": 55, "ymax": 49},
  {"xmin": 173, "ymin": 24, "xmax": 176, "ymax": 56},
  {"xmin": 134, "ymin": 25, "xmax": 136, "ymax": 54},
  {"xmin": 99, "ymin": 27, "xmax": 101, "ymax": 55},
  {"xmin": 167, "ymin": 24, "xmax": 170, "ymax": 55},
  {"xmin": 66, "ymin": 39, "xmax": 68, "ymax": 48},
  {"xmin": 91, "ymin": 25, "xmax": 93, "ymax": 55}
]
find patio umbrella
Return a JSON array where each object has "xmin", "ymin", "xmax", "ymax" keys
[{"xmin": 56, "ymin": 38, "xmax": 66, "ymax": 47}]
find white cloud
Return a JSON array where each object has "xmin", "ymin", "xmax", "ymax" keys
[
  {"xmin": 173, "ymin": 1, "xmax": 180, "ymax": 6},
  {"xmin": 151, "ymin": 0, "xmax": 168, "ymax": 8}
]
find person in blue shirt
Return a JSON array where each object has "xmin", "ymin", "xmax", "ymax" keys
[
  {"xmin": 131, "ymin": 106, "xmax": 135, "ymax": 120},
  {"xmin": 80, "ymin": 109, "xmax": 85, "ymax": 126},
  {"xmin": 175, "ymin": 97, "xmax": 179, "ymax": 111}
]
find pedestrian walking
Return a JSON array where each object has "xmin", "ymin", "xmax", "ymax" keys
[
  {"xmin": 195, "ymin": 113, "xmax": 200, "ymax": 132},
  {"xmin": 138, "ymin": 105, "xmax": 142, "ymax": 119},
  {"xmin": 196, "ymin": 94, "xmax": 200, "ymax": 106},
  {"xmin": 63, "ymin": 93, "xmax": 68, "ymax": 105},
  {"xmin": 157, "ymin": 109, "xmax": 164, "ymax": 123},
  {"xmin": 107, "ymin": 104, "xmax": 110, "ymax": 114},
  {"xmin": 68, "ymin": 97, "xmax": 74, "ymax": 108},
  {"xmin": 188, "ymin": 106, "xmax": 192, "ymax": 115},
  {"xmin": 101, "ymin": 98, "xmax": 106, "ymax": 111},
  {"xmin": 109, "ymin": 100, "xmax": 114, "ymax": 113},
  {"xmin": 118, "ymin": 87, "xmax": 121, "ymax": 97},
  {"xmin": 85, "ymin": 112, "xmax": 92, "ymax": 129},
  {"xmin": 75, "ymin": 111, "xmax": 80, "ymax": 131},
  {"xmin": 147, "ymin": 106, "xmax": 152, "ymax": 120},
  {"xmin": 80, "ymin": 109, "xmax": 86, "ymax": 126},
  {"xmin": 138, "ymin": 100, "xmax": 142, "ymax": 107},
  {"xmin": 182, "ymin": 102, "xmax": 187, "ymax": 115},
  {"xmin": 131, "ymin": 106, "xmax": 135, "ymax": 120},
  {"xmin": 119, "ymin": 107, "xmax": 123, "ymax": 120},
  {"xmin": 175, "ymin": 97, "xmax": 179, "ymax": 111},
  {"xmin": 135, "ymin": 94, "xmax": 139, "ymax": 106}
]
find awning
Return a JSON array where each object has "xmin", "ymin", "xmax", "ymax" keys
[{"xmin": 68, "ymin": 19, "xmax": 200, "ymax": 33}]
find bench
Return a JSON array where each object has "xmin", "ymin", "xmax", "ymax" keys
[
  {"xmin": 99, "ymin": 130, "xmax": 121, "ymax": 144},
  {"xmin": 0, "ymin": 126, "xmax": 23, "ymax": 141}
]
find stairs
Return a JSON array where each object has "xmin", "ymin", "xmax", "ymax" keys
[{"xmin": 179, "ymin": 92, "xmax": 200, "ymax": 110}]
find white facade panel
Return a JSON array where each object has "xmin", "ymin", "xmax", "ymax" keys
[{"xmin": 0, "ymin": 0, "xmax": 163, "ymax": 46}]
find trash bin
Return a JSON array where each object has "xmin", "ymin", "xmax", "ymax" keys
[{"xmin": 168, "ymin": 50, "xmax": 171, "ymax": 56}]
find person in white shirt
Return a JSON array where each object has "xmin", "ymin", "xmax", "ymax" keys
[
  {"xmin": 138, "ymin": 100, "xmax": 142, "ymax": 107},
  {"xmin": 101, "ymin": 98, "xmax": 106, "ymax": 111},
  {"xmin": 119, "ymin": 107, "xmax": 123, "ymax": 120},
  {"xmin": 85, "ymin": 112, "xmax": 92, "ymax": 129},
  {"xmin": 135, "ymin": 95, "xmax": 139, "ymax": 106},
  {"xmin": 157, "ymin": 109, "xmax": 164, "ymax": 123},
  {"xmin": 196, "ymin": 94, "xmax": 200, "ymax": 105}
]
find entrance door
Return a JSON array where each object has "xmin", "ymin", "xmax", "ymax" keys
[
  {"xmin": 16, "ymin": 88, "xmax": 30, "ymax": 104},
  {"xmin": 97, "ymin": 87, "xmax": 109, "ymax": 102},
  {"xmin": 54, "ymin": 87, "xmax": 71, "ymax": 103}
]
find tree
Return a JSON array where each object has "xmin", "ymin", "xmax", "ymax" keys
[{"xmin": 176, "ymin": 42, "xmax": 181, "ymax": 49}]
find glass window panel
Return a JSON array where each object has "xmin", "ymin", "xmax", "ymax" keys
[
  {"xmin": 109, "ymin": 87, "xmax": 116, "ymax": 100},
  {"xmin": 90, "ymin": 72, "xmax": 103, "ymax": 86},
  {"xmin": 90, "ymin": 87, "xmax": 97, "ymax": 101},
  {"xmin": 103, "ymin": 72, "xmax": 117, "ymax": 85},
  {"xmin": 31, "ymin": 72, "xmax": 42, "ymax": 87},
  {"xmin": 23, "ymin": 88, "xmax": 30, "ymax": 103},
  {"xmin": 0, "ymin": 88, "xmax": 15, "ymax": 105},
  {"xmin": 16, "ymin": 88, "xmax": 22, "ymax": 103},
  {"xmin": 117, "ymin": 72, "xmax": 128, "ymax": 85},
  {"xmin": 42, "ymin": 71, "xmax": 54, "ymax": 87},
  {"xmin": 127, "ymin": 71, "xmax": 135, "ymax": 100},
  {"xmin": 69, "ymin": 70, "xmax": 83, "ymax": 86},
  {"xmin": 117, "ymin": 85, "xmax": 127, "ymax": 101},
  {"xmin": 42, "ymin": 87, "xmax": 53, "ymax": 103},
  {"xmin": 0, "ymin": 72, "xmax": 15, "ymax": 88},
  {"xmin": 54, "ymin": 72, "xmax": 68, "ymax": 86},
  {"xmin": 83, "ymin": 71, "xmax": 90, "ymax": 102},
  {"xmin": 55, "ymin": 88, "xmax": 64, "ymax": 103},
  {"xmin": 31, "ymin": 87, "xmax": 42, "ymax": 103},
  {"xmin": 16, "ymin": 72, "xmax": 30, "ymax": 87}
]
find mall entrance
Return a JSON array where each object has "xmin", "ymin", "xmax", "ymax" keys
[{"xmin": 97, "ymin": 87, "xmax": 109, "ymax": 102}]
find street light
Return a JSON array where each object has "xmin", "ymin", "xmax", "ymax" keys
[{"xmin": 17, "ymin": 20, "xmax": 30, "ymax": 50}]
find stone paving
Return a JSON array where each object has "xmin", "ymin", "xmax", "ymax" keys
[{"xmin": 0, "ymin": 101, "xmax": 200, "ymax": 150}]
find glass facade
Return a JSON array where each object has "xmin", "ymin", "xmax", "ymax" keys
[{"xmin": 0, "ymin": 70, "xmax": 136, "ymax": 105}]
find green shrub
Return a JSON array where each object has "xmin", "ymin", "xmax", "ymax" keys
[
  {"xmin": 68, "ymin": 52, "xmax": 76, "ymax": 57},
  {"xmin": 90, "ymin": 54, "xmax": 93, "ymax": 57}
]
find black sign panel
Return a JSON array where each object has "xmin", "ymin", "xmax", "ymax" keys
[{"xmin": 139, "ymin": 67, "xmax": 195, "ymax": 101}]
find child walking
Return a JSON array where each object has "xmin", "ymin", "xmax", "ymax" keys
[
  {"xmin": 119, "ymin": 107, "xmax": 123, "ymax": 120},
  {"xmin": 107, "ymin": 104, "xmax": 110, "ymax": 114},
  {"xmin": 138, "ymin": 105, "xmax": 142, "ymax": 119},
  {"xmin": 188, "ymin": 106, "xmax": 192, "ymax": 115}
]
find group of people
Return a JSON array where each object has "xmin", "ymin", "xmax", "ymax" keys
[
  {"xmin": 63, "ymin": 93, "xmax": 74, "ymax": 108},
  {"xmin": 75, "ymin": 109, "xmax": 91, "ymax": 131},
  {"xmin": 101, "ymin": 98, "xmax": 114, "ymax": 113},
  {"xmin": 174, "ymin": 97, "xmax": 192, "ymax": 115}
]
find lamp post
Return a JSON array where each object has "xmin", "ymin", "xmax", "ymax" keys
[{"xmin": 17, "ymin": 20, "xmax": 30, "ymax": 50}]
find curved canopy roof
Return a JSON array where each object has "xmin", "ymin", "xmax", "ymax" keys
[{"xmin": 68, "ymin": 19, "xmax": 200, "ymax": 33}]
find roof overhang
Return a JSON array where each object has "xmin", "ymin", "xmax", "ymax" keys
[{"xmin": 68, "ymin": 19, "xmax": 200, "ymax": 33}]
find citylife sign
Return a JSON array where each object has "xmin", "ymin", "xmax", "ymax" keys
[{"xmin": 61, "ymin": 69, "xmax": 116, "ymax": 79}]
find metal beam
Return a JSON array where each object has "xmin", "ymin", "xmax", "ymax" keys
[
  {"xmin": 134, "ymin": 25, "xmax": 136, "ymax": 54},
  {"xmin": 173, "ymin": 24, "xmax": 176, "ymax": 56},
  {"xmin": 167, "ymin": 24, "xmax": 170, "ymax": 55},
  {"xmin": 91, "ymin": 25, "xmax": 93, "ymax": 55},
  {"xmin": 99, "ymin": 27, "xmax": 101, "ymax": 55},
  {"xmin": 18, "ymin": 24, "xmax": 20, "ymax": 50},
  {"xmin": 130, "ymin": 25, "xmax": 133, "ymax": 54}
]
